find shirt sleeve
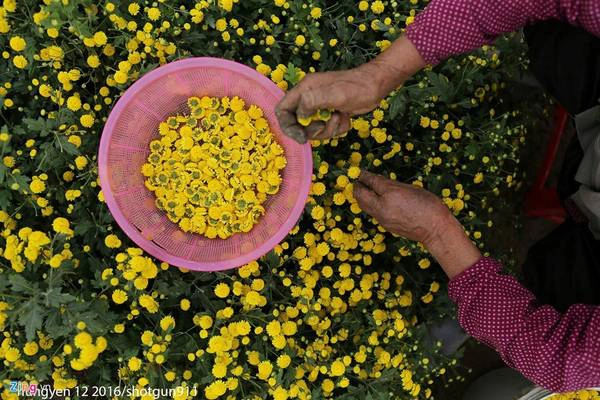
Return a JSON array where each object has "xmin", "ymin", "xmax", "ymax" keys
[
  {"xmin": 405, "ymin": 0, "xmax": 600, "ymax": 65},
  {"xmin": 448, "ymin": 257, "xmax": 600, "ymax": 392}
]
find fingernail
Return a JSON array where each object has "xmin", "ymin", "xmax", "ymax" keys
[
  {"xmin": 306, "ymin": 121, "xmax": 326, "ymax": 137},
  {"xmin": 326, "ymin": 114, "xmax": 341, "ymax": 138},
  {"xmin": 332, "ymin": 120, "xmax": 341, "ymax": 137},
  {"xmin": 297, "ymin": 111, "xmax": 311, "ymax": 120},
  {"xmin": 311, "ymin": 130, "xmax": 326, "ymax": 141}
]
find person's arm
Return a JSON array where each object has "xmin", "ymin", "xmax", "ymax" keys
[
  {"xmin": 406, "ymin": 0, "xmax": 600, "ymax": 65},
  {"xmin": 353, "ymin": 171, "xmax": 600, "ymax": 392},
  {"xmin": 448, "ymin": 257, "xmax": 600, "ymax": 392},
  {"xmin": 275, "ymin": 35, "xmax": 426, "ymax": 144},
  {"xmin": 276, "ymin": 0, "xmax": 600, "ymax": 143}
]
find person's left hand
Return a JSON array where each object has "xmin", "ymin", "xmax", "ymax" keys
[
  {"xmin": 353, "ymin": 171, "xmax": 451, "ymax": 245},
  {"xmin": 274, "ymin": 65, "xmax": 385, "ymax": 144}
]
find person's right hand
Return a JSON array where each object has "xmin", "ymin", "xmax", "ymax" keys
[
  {"xmin": 275, "ymin": 63, "xmax": 387, "ymax": 144},
  {"xmin": 353, "ymin": 171, "xmax": 451, "ymax": 245},
  {"xmin": 353, "ymin": 171, "xmax": 482, "ymax": 279}
]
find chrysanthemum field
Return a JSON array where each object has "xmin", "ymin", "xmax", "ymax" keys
[{"xmin": 0, "ymin": 1, "xmax": 546, "ymax": 399}]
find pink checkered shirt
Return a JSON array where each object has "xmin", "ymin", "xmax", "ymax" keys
[
  {"xmin": 406, "ymin": 0, "xmax": 600, "ymax": 65},
  {"xmin": 449, "ymin": 258, "xmax": 600, "ymax": 392},
  {"xmin": 406, "ymin": 0, "xmax": 600, "ymax": 391}
]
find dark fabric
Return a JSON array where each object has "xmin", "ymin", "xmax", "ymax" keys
[
  {"xmin": 524, "ymin": 20, "xmax": 600, "ymax": 115},
  {"xmin": 557, "ymin": 134, "xmax": 584, "ymax": 202},
  {"xmin": 520, "ymin": 21, "xmax": 600, "ymax": 311},
  {"xmin": 521, "ymin": 218, "xmax": 600, "ymax": 312}
]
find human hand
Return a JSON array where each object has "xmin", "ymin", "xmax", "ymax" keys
[
  {"xmin": 353, "ymin": 171, "xmax": 450, "ymax": 245},
  {"xmin": 275, "ymin": 35, "xmax": 427, "ymax": 144},
  {"xmin": 274, "ymin": 63, "xmax": 386, "ymax": 144},
  {"xmin": 353, "ymin": 171, "xmax": 482, "ymax": 279}
]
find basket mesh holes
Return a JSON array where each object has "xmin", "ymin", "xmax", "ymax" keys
[
  {"xmin": 143, "ymin": 198, "xmax": 155, "ymax": 211},
  {"xmin": 112, "ymin": 109, "xmax": 158, "ymax": 148},
  {"xmin": 240, "ymin": 241, "xmax": 254, "ymax": 253},
  {"xmin": 151, "ymin": 237, "xmax": 171, "ymax": 253},
  {"xmin": 119, "ymin": 192, "xmax": 156, "ymax": 229},
  {"xmin": 104, "ymin": 62, "xmax": 310, "ymax": 266}
]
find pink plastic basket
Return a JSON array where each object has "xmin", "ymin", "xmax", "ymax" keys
[{"xmin": 98, "ymin": 57, "xmax": 312, "ymax": 272}]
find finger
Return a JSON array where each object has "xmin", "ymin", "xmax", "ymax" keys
[
  {"xmin": 313, "ymin": 112, "xmax": 341, "ymax": 140},
  {"xmin": 275, "ymin": 87, "xmax": 302, "ymax": 118},
  {"xmin": 337, "ymin": 112, "xmax": 352, "ymax": 134},
  {"xmin": 286, "ymin": 125, "xmax": 308, "ymax": 144},
  {"xmin": 296, "ymin": 87, "xmax": 323, "ymax": 120},
  {"xmin": 293, "ymin": 72, "xmax": 339, "ymax": 110},
  {"xmin": 357, "ymin": 170, "xmax": 390, "ymax": 195},
  {"xmin": 353, "ymin": 181, "xmax": 381, "ymax": 218},
  {"xmin": 291, "ymin": 73, "xmax": 330, "ymax": 119},
  {"xmin": 305, "ymin": 121, "xmax": 326, "ymax": 140},
  {"xmin": 296, "ymin": 81, "xmax": 349, "ymax": 119},
  {"xmin": 276, "ymin": 110, "xmax": 307, "ymax": 144}
]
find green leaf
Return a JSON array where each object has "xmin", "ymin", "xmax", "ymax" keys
[
  {"xmin": 19, "ymin": 299, "xmax": 43, "ymax": 341},
  {"xmin": 44, "ymin": 288, "xmax": 76, "ymax": 308},
  {"xmin": 311, "ymin": 388, "xmax": 323, "ymax": 400},
  {"xmin": 263, "ymin": 250, "xmax": 280, "ymax": 269},
  {"xmin": 465, "ymin": 143, "xmax": 479, "ymax": 157},
  {"xmin": 73, "ymin": 310, "xmax": 107, "ymax": 334},
  {"xmin": 284, "ymin": 63, "xmax": 299, "ymax": 86},
  {"xmin": 74, "ymin": 219, "xmax": 95, "ymax": 235},
  {"xmin": 0, "ymin": 164, "xmax": 7, "ymax": 184},
  {"xmin": 32, "ymin": 360, "xmax": 52, "ymax": 381},
  {"xmin": 0, "ymin": 191, "xmax": 12, "ymax": 211},
  {"xmin": 63, "ymin": 141, "xmax": 80, "ymax": 156},
  {"xmin": 23, "ymin": 117, "xmax": 53, "ymax": 137},
  {"xmin": 45, "ymin": 310, "xmax": 73, "ymax": 339},
  {"xmin": 312, "ymin": 151, "xmax": 322, "ymax": 170},
  {"xmin": 426, "ymin": 71, "xmax": 454, "ymax": 102},
  {"xmin": 388, "ymin": 93, "xmax": 406, "ymax": 120},
  {"xmin": 9, "ymin": 274, "xmax": 34, "ymax": 293},
  {"xmin": 335, "ymin": 19, "xmax": 349, "ymax": 41},
  {"xmin": 55, "ymin": 135, "xmax": 80, "ymax": 155},
  {"xmin": 11, "ymin": 174, "xmax": 31, "ymax": 192}
]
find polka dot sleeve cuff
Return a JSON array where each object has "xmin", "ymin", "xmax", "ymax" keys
[
  {"xmin": 448, "ymin": 257, "xmax": 600, "ymax": 393},
  {"xmin": 405, "ymin": 0, "xmax": 600, "ymax": 66}
]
